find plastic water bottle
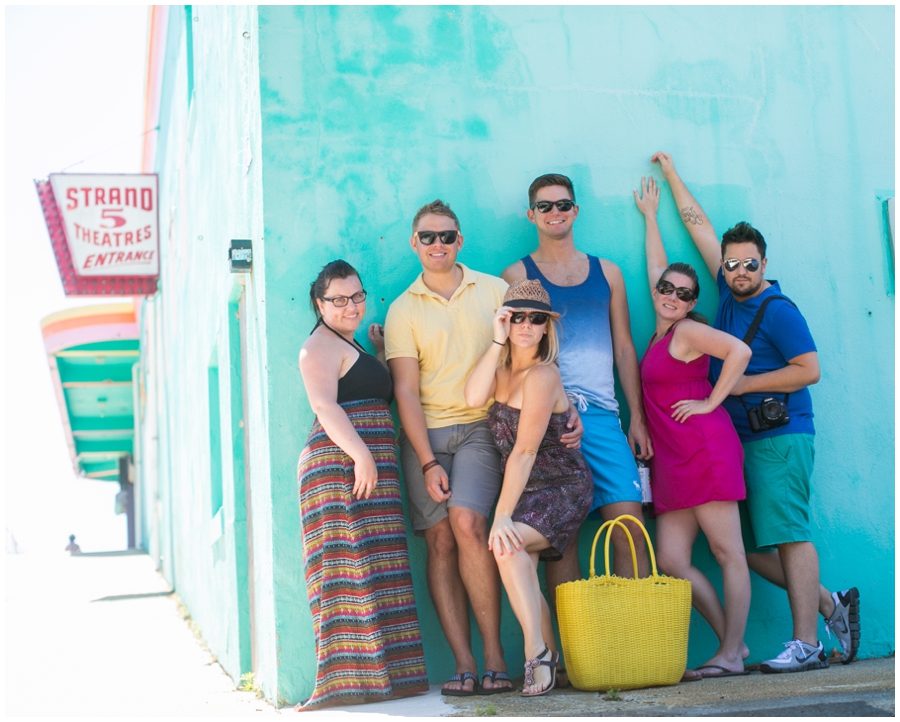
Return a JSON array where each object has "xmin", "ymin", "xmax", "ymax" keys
[{"xmin": 637, "ymin": 459, "xmax": 654, "ymax": 518}]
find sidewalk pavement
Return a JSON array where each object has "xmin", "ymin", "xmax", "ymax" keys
[{"xmin": 5, "ymin": 550, "xmax": 893, "ymax": 718}]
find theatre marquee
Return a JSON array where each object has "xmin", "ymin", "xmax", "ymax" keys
[{"xmin": 36, "ymin": 173, "xmax": 159, "ymax": 296}]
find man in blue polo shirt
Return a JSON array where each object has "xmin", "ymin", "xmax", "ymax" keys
[{"xmin": 651, "ymin": 151, "xmax": 860, "ymax": 674}]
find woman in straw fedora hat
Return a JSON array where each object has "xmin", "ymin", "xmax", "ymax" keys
[{"xmin": 465, "ymin": 279, "xmax": 592, "ymax": 697}]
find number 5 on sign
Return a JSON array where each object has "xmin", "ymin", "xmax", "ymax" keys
[{"xmin": 100, "ymin": 208, "xmax": 127, "ymax": 228}]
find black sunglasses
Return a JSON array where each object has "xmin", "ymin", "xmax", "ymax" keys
[
  {"xmin": 416, "ymin": 230, "xmax": 459, "ymax": 245},
  {"xmin": 723, "ymin": 257, "xmax": 761, "ymax": 273},
  {"xmin": 530, "ymin": 199, "xmax": 575, "ymax": 213},
  {"xmin": 510, "ymin": 311, "xmax": 550, "ymax": 325},
  {"xmin": 656, "ymin": 280, "xmax": 697, "ymax": 303},
  {"xmin": 321, "ymin": 290, "xmax": 367, "ymax": 307}
]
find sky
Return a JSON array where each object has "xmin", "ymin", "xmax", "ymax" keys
[{"xmin": 5, "ymin": 6, "xmax": 149, "ymax": 554}]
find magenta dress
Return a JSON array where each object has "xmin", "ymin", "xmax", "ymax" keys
[{"xmin": 639, "ymin": 323, "xmax": 745, "ymax": 515}]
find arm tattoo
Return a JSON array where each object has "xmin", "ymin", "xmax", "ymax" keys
[{"xmin": 681, "ymin": 206, "xmax": 705, "ymax": 226}]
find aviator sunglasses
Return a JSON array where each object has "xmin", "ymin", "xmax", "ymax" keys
[
  {"xmin": 321, "ymin": 290, "xmax": 367, "ymax": 307},
  {"xmin": 416, "ymin": 230, "xmax": 459, "ymax": 245},
  {"xmin": 723, "ymin": 257, "xmax": 761, "ymax": 273},
  {"xmin": 509, "ymin": 311, "xmax": 550, "ymax": 325},
  {"xmin": 530, "ymin": 199, "xmax": 575, "ymax": 213},
  {"xmin": 656, "ymin": 280, "xmax": 697, "ymax": 303}
]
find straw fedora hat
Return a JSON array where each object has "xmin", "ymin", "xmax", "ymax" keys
[{"xmin": 502, "ymin": 279, "xmax": 560, "ymax": 317}]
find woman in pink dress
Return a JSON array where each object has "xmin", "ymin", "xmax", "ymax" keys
[{"xmin": 634, "ymin": 176, "xmax": 753, "ymax": 679}]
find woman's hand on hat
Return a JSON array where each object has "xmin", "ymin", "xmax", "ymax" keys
[{"xmin": 492, "ymin": 306, "xmax": 513, "ymax": 345}]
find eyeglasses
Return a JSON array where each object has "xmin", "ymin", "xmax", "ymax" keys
[
  {"xmin": 656, "ymin": 280, "xmax": 697, "ymax": 303},
  {"xmin": 723, "ymin": 257, "xmax": 761, "ymax": 273},
  {"xmin": 509, "ymin": 311, "xmax": 550, "ymax": 325},
  {"xmin": 321, "ymin": 290, "xmax": 367, "ymax": 307},
  {"xmin": 416, "ymin": 230, "xmax": 459, "ymax": 245},
  {"xmin": 530, "ymin": 199, "xmax": 575, "ymax": 213}
]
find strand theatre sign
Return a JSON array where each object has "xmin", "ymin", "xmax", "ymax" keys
[{"xmin": 36, "ymin": 173, "xmax": 159, "ymax": 296}]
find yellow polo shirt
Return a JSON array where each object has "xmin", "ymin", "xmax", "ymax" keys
[{"xmin": 385, "ymin": 264, "xmax": 508, "ymax": 429}]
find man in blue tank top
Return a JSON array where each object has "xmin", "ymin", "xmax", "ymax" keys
[
  {"xmin": 653, "ymin": 151, "xmax": 860, "ymax": 674},
  {"xmin": 502, "ymin": 174, "xmax": 655, "ymax": 639}
]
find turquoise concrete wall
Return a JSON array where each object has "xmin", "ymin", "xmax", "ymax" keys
[
  {"xmin": 145, "ymin": 5, "xmax": 270, "ymax": 691},
  {"xmin": 256, "ymin": 5, "xmax": 894, "ymax": 701}
]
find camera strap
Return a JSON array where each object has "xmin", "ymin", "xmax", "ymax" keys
[{"xmin": 738, "ymin": 294, "xmax": 797, "ymax": 411}]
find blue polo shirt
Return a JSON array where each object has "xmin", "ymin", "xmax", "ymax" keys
[{"xmin": 710, "ymin": 269, "xmax": 817, "ymax": 441}]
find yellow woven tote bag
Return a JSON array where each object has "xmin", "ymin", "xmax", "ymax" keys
[{"xmin": 556, "ymin": 514, "xmax": 691, "ymax": 691}]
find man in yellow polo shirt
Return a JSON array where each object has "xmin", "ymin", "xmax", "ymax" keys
[{"xmin": 385, "ymin": 199, "xmax": 514, "ymax": 696}]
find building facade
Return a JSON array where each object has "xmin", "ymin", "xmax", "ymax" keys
[{"xmin": 135, "ymin": 5, "xmax": 894, "ymax": 705}]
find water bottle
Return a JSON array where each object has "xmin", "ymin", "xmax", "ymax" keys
[{"xmin": 637, "ymin": 459, "xmax": 655, "ymax": 518}]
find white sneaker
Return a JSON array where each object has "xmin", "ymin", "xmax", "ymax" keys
[
  {"xmin": 759, "ymin": 639, "xmax": 829, "ymax": 674},
  {"xmin": 825, "ymin": 587, "xmax": 860, "ymax": 664}
]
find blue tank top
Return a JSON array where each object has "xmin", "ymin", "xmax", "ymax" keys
[{"xmin": 522, "ymin": 255, "xmax": 618, "ymax": 412}]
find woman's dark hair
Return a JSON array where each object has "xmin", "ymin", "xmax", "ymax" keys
[
  {"xmin": 660, "ymin": 262, "xmax": 708, "ymax": 325},
  {"xmin": 309, "ymin": 259, "xmax": 359, "ymax": 320}
]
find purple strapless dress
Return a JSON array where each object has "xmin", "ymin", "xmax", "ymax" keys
[{"xmin": 486, "ymin": 402, "xmax": 593, "ymax": 560}]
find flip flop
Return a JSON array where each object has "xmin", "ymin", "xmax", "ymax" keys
[
  {"xmin": 681, "ymin": 669, "xmax": 703, "ymax": 682},
  {"xmin": 556, "ymin": 667, "xmax": 571, "ymax": 689},
  {"xmin": 479, "ymin": 670, "xmax": 514, "ymax": 695},
  {"xmin": 697, "ymin": 664, "xmax": 751, "ymax": 678},
  {"xmin": 441, "ymin": 672, "xmax": 479, "ymax": 696},
  {"xmin": 521, "ymin": 646, "xmax": 558, "ymax": 697}
]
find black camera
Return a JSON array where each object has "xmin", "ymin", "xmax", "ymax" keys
[{"xmin": 747, "ymin": 396, "xmax": 790, "ymax": 433}]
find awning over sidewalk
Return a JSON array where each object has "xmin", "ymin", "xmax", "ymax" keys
[{"xmin": 40, "ymin": 302, "xmax": 141, "ymax": 479}]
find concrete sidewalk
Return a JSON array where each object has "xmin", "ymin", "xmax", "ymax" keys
[
  {"xmin": 5, "ymin": 551, "xmax": 279, "ymax": 717},
  {"xmin": 5, "ymin": 551, "xmax": 893, "ymax": 718}
]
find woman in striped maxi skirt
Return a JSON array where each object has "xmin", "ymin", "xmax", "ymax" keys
[{"xmin": 297, "ymin": 261, "xmax": 427, "ymax": 709}]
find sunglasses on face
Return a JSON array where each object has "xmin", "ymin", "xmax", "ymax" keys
[
  {"xmin": 416, "ymin": 230, "xmax": 459, "ymax": 245},
  {"xmin": 321, "ymin": 290, "xmax": 367, "ymax": 307},
  {"xmin": 530, "ymin": 199, "xmax": 575, "ymax": 213},
  {"xmin": 509, "ymin": 311, "xmax": 550, "ymax": 325},
  {"xmin": 723, "ymin": 257, "xmax": 761, "ymax": 273},
  {"xmin": 656, "ymin": 280, "xmax": 697, "ymax": 303}
]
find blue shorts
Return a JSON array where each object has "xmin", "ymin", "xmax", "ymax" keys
[{"xmin": 579, "ymin": 405, "xmax": 642, "ymax": 511}]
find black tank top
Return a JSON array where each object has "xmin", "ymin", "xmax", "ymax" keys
[{"xmin": 317, "ymin": 322, "xmax": 394, "ymax": 404}]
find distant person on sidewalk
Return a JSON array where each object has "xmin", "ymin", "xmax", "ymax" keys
[
  {"xmin": 65, "ymin": 535, "xmax": 81, "ymax": 554},
  {"xmin": 297, "ymin": 259, "xmax": 428, "ymax": 709},
  {"xmin": 652, "ymin": 151, "xmax": 860, "ymax": 673}
]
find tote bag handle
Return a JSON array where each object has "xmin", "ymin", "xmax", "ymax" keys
[{"xmin": 588, "ymin": 514, "xmax": 659, "ymax": 580}]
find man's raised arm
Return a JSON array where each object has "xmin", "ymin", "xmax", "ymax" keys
[{"xmin": 651, "ymin": 151, "xmax": 721, "ymax": 280}]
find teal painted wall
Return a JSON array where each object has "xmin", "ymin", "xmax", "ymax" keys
[
  {"xmin": 256, "ymin": 5, "xmax": 893, "ymax": 702},
  {"xmin": 146, "ymin": 4, "xmax": 893, "ymax": 707},
  {"xmin": 142, "ymin": 5, "xmax": 270, "ymax": 692}
]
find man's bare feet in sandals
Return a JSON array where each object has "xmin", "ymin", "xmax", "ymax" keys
[
  {"xmin": 479, "ymin": 670, "xmax": 514, "ymax": 695},
  {"xmin": 441, "ymin": 672, "xmax": 479, "ymax": 696}
]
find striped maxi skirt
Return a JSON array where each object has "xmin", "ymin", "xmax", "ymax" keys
[{"xmin": 297, "ymin": 399, "xmax": 428, "ymax": 709}]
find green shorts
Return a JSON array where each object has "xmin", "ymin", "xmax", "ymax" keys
[{"xmin": 739, "ymin": 433, "xmax": 815, "ymax": 551}]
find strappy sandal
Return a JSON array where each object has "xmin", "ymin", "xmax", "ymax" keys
[
  {"xmin": 521, "ymin": 646, "xmax": 558, "ymax": 697},
  {"xmin": 441, "ymin": 672, "xmax": 479, "ymax": 697},
  {"xmin": 479, "ymin": 670, "xmax": 514, "ymax": 695}
]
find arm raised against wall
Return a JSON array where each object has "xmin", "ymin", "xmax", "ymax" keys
[
  {"xmin": 651, "ymin": 151, "xmax": 721, "ymax": 281},
  {"xmin": 633, "ymin": 175, "xmax": 668, "ymax": 294}
]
